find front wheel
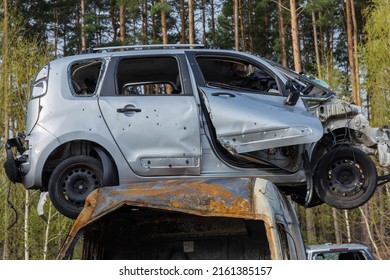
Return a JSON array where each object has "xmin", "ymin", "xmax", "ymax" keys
[
  {"xmin": 314, "ymin": 146, "xmax": 377, "ymax": 209},
  {"xmin": 48, "ymin": 156, "xmax": 103, "ymax": 219}
]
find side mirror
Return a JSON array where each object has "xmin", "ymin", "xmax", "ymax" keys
[{"xmin": 284, "ymin": 80, "xmax": 300, "ymax": 106}]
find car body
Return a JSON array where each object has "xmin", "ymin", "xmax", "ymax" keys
[
  {"xmin": 306, "ymin": 243, "xmax": 375, "ymax": 260},
  {"xmin": 57, "ymin": 178, "xmax": 307, "ymax": 260},
  {"xmin": 4, "ymin": 44, "xmax": 390, "ymax": 218}
]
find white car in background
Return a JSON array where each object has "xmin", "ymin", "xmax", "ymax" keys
[{"xmin": 306, "ymin": 243, "xmax": 376, "ymax": 260}]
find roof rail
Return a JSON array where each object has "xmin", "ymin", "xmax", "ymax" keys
[{"xmin": 93, "ymin": 44, "xmax": 204, "ymax": 52}]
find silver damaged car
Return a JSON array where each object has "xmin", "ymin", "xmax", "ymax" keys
[{"xmin": 4, "ymin": 45, "xmax": 390, "ymax": 218}]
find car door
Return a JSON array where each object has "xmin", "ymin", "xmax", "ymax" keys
[
  {"xmin": 188, "ymin": 53, "xmax": 323, "ymax": 155},
  {"xmin": 98, "ymin": 55, "xmax": 201, "ymax": 176}
]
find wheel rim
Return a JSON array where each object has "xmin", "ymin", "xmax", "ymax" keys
[
  {"xmin": 314, "ymin": 146, "xmax": 377, "ymax": 209},
  {"xmin": 60, "ymin": 165, "xmax": 101, "ymax": 208},
  {"xmin": 327, "ymin": 159, "xmax": 365, "ymax": 197}
]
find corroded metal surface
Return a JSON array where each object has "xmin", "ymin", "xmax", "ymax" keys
[
  {"xmin": 57, "ymin": 178, "xmax": 301, "ymax": 260},
  {"xmin": 92, "ymin": 178, "xmax": 257, "ymax": 219}
]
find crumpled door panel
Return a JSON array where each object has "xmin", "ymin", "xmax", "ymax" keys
[{"xmin": 200, "ymin": 87, "xmax": 323, "ymax": 154}]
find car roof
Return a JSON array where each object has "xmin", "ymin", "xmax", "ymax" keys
[
  {"xmin": 53, "ymin": 45, "xmax": 246, "ymax": 62},
  {"xmin": 306, "ymin": 243, "xmax": 370, "ymax": 252},
  {"xmin": 48, "ymin": 45, "xmax": 286, "ymax": 81}
]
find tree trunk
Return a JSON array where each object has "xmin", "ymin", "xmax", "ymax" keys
[
  {"xmin": 161, "ymin": 0, "xmax": 168, "ymax": 44},
  {"xmin": 247, "ymin": 2, "xmax": 254, "ymax": 53},
  {"xmin": 202, "ymin": 0, "xmax": 207, "ymax": 45},
  {"xmin": 290, "ymin": 0, "xmax": 302, "ymax": 72},
  {"xmin": 110, "ymin": 0, "xmax": 118, "ymax": 43},
  {"xmin": 345, "ymin": 0, "xmax": 360, "ymax": 105},
  {"xmin": 344, "ymin": 210, "xmax": 352, "ymax": 242},
  {"xmin": 319, "ymin": 11, "xmax": 324, "ymax": 63},
  {"xmin": 312, "ymin": 11, "xmax": 321, "ymax": 77},
  {"xmin": 359, "ymin": 207, "xmax": 382, "ymax": 259},
  {"xmin": 332, "ymin": 208, "xmax": 342, "ymax": 243},
  {"xmin": 81, "ymin": 0, "xmax": 86, "ymax": 51},
  {"xmin": 43, "ymin": 202, "xmax": 53, "ymax": 260},
  {"xmin": 188, "ymin": 0, "xmax": 195, "ymax": 44},
  {"xmin": 305, "ymin": 208, "xmax": 317, "ymax": 244},
  {"xmin": 141, "ymin": 0, "xmax": 148, "ymax": 44},
  {"xmin": 62, "ymin": 9, "xmax": 68, "ymax": 54},
  {"xmin": 210, "ymin": 0, "xmax": 216, "ymax": 45},
  {"xmin": 378, "ymin": 188, "xmax": 385, "ymax": 246},
  {"xmin": 264, "ymin": 4, "xmax": 269, "ymax": 55},
  {"xmin": 54, "ymin": 7, "xmax": 59, "ymax": 57},
  {"xmin": 350, "ymin": 0, "xmax": 360, "ymax": 103},
  {"xmin": 179, "ymin": 0, "xmax": 186, "ymax": 43},
  {"xmin": 119, "ymin": 3, "xmax": 126, "ymax": 44},
  {"xmin": 24, "ymin": 190, "xmax": 30, "ymax": 260},
  {"xmin": 151, "ymin": 0, "xmax": 157, "ymax": 42},
  {"xmin": 234, "ymin": 0, "xmax": 239, "ymax": 50},
  {"xmin": 277, "ymin": 0, "xmax": 287, "ymax": 67},
  {"xmin": 239, "ymin": 0, "xmax": 246, "ymax": 52}
]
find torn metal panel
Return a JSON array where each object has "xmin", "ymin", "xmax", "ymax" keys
[
  {"xmin": 200, "ymin": 87, "xmax": 323, "ymax": 153},
  {"xmin": 219, "ymin": 126, "xmax": 316, "ymax": 154}
]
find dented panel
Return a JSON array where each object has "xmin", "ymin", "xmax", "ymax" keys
[
  {"xmin": 200, "ymin": 87, "xmax": 323, "ymax": 153},
  {"xmin": 98, "ymin": 95, "xmax": 202, "ymax": 176}
]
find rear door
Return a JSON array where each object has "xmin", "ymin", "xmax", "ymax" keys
[
  {"xmin": 98, "ymin": 55, "xmax": 201, "ymax": 176},
  {"xmin": 189, "ymin": 53, "xmax": 323, "ymax": 154}
]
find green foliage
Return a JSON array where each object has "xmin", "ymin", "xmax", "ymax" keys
[
  {"xmin": 151, "ymin": 1, "xmax": 172, "ymax": 14},
  {"xmin": 361, "ymin": 0, "xmax": 390, "ymax": 126}
]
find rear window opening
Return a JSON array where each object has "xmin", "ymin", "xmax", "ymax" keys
[
  {"xmin": 70, "ymin": 60, "xmax": 103, "ymax": 96},
  {"xmin": 116, "ymin": 57, "xmax": 182, "ymax": 95},
  {"xmin": 80, "ymin": 206, "xmax": 271, "ymax": 260}
]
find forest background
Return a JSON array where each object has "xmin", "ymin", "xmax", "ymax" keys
[{"xmin": 0, "ymin": 0, "xmax": 389, "ymax": 260}]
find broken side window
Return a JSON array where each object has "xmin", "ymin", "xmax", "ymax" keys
[
  {"xmin": 70, "ymin": 59, "xmax": 103, "ymax": 96},
  {"xmin": 196, "ymin": 57, "xmax": 279, "ymax": 94}
]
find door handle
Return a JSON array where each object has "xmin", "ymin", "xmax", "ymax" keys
[
  {"xmin": 211, "ymin": 92, "xmax": 236, "ymax": 98},
  {"xmin": 117, "ymin": 107, "xmax": 142, "ymax": 113}
]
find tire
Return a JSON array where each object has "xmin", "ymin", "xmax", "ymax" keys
[
  {"xmin": 48, "ymin": 156, "xmax": 103, "ymax": 219},
  {"xmin": 314, "ymin": 146, "xmax": 377, "ymax": 209}
]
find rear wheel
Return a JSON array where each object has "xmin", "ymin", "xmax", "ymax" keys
[
  {"xmin": 314, "ymin": 146, "xmax": 377, "ymax": 209},
  {"xmin": 48, "ymin": 155, "xmax": 103, "ymax": 219}
]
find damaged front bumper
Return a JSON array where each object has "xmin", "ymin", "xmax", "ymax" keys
[{"xmin": 4, "ymin": 136, "xmax": 27, "ymax": 184}]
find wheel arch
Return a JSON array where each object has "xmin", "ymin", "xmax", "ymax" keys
[
  {"xmin": 310, "ymin": 127, "xmax": 355, "ymax": 168},
  {"xmin": 42, "ymin": 139, "xmax": 119, "ymax": 190}
]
